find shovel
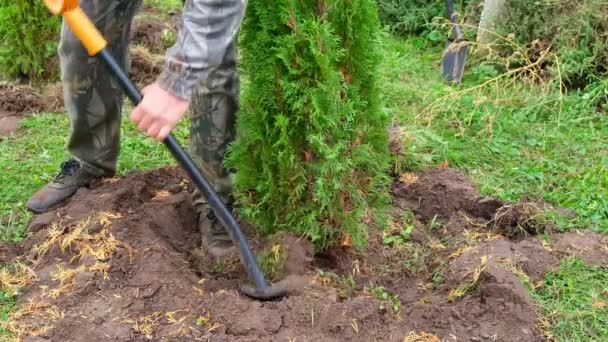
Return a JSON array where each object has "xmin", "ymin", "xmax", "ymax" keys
[
  {"xmin": 42, "ymin": 0, "xmax": 287, "ymax": 301},
  {"xmin": 441, "ymin": 0, "xmax": 468, "ymax": 84}
]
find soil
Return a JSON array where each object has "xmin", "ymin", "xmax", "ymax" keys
[
  {"xmin": 553, "ymin": 230, "xmax": 608, "ymax": 267},
  {"xmin": 1, "ymin": 166, "xmax": 604, "ymax": 341},
  {"xmin": 0, "ymin": 83, "xmax": 62, "ymax": 138},
  {"xmin": 129, "ymin": 47, "xmax": 164, "ymax": 87},
  {"xmin": 128, "ymin": 6, "xmax": 181, "ymax": 86},
  {"xmin": 130, "ymin": 12, "xmax": 179, "ymax": 54}
]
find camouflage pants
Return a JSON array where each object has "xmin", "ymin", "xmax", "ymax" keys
[{"xmin": 59, "ymin": 0, "xmax": 239, "ymax": 209}]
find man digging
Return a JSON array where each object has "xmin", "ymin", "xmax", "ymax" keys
[{"xmin": 27, "ymin": 0, "xmax": 247, "ymax": 260}]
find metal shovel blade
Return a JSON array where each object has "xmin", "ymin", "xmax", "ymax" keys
[{"xmin": 442, "ymin": 39, "xmax": 469, "ymax": 84}]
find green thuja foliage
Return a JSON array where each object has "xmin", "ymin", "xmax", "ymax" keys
[
  {"xmin": 0, "ymin": 0, "xmax": 60, "ymax": 80},
  {"xmin": 229, "ymin": 0, "xmax": 390, "ymax": 250}
]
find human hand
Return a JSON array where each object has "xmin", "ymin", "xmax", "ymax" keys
[{"xmin": 130, "ymin": 82, "xmax": 190, "ymax": 141}]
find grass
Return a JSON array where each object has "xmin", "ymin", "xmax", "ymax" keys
[
  {"xmin": 142, "ymin": 0, "xmax": 183, "ymax": 13},
  {"xmin": 381, "ymin": 35, "xmax": 608, "ymax": 232},
  {"xmin": 535, "ymin": 258, "xmax": 608, "ymax": 341},
  {"xmin": 0, "ymin": 292, "xmax": 16, "ymax": 337}
]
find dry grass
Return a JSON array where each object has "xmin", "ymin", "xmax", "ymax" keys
[
  {"xmin": 34, "ymin": 223, "xmax": 65, "ymax": 258},
  {"xmin": 48, "ymin": 265, "xmax": 79, "ymax": 299},
  {"xmin": 398, "ymin": 172, "xmax": 419, "ymax": 185},
  {"xmin": 1, "ymin": 298, "xmax": 63, "ymax": 341},
  {"xmin": 403, "ymin": 330, "xmax": 441, "ymax": 342},
  {"xmin": 448, "ymin": 255, "xmax": 490, "ymax": 302},
  {"xmin": 124, "ymin": 312, "xmax": 163, "ymax": 339},
  {"xmin": 152, "ymin": 190, "xmax": 171, "ymax": 200},
  {"xmin": 0, "ymin": 262, "xmax": 37, "ymax": 296},
  {"xmin": 34, "ymin": 212, "xmax": 121, "ymax": 265}
]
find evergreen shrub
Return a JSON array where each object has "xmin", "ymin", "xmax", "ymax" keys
[
  {"xmin": 0, "ymin": 0, "xmax": 60, "ymax": 80},
  {"xmin": 229, "ymin": 0, "xmax": 391, "ymax": 250}
]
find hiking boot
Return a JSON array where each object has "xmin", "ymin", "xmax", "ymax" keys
[
  {"xmin": 199, "ymin": 208, "xmax": 236, "ymax": 260},
  {"xmin": 26, "ymin": 159, "xmax": 101, "ymax": 213}
]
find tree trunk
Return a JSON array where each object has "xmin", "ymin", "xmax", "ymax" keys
[{"xmin": 477, "ymin": 0, "xmax": 506, "ymax": 44}]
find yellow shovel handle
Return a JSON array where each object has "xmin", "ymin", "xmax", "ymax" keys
[{"xmin": 43, "ymin": 0, "xmax": 107, "ymax": 55}]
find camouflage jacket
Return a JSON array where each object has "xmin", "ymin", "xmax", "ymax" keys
[{"xmin": 157, "ymin": 0, "xmax": 247, "ymax": 100}]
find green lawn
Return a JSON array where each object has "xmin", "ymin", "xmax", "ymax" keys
[
  {"xmin": 534, "ymin": 258, "xmax": 608, "ymax": 341},
  {"xmin": 1, "ymin": 33, "xmax": 607, "ymax": 340},
  {"xmin": 381, "ymin": 35, "xmax": 608, "ymax": 232}
]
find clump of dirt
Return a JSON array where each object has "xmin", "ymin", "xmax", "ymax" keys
[
  {"xmin": 1, "ymin": 166, "xmax": 603, "ymax": 341},
  {"xmin": 493, "ymin": 202, "xmax": 548, "ymax": 238},
  {"xmin": 393, "ymin": 168, "xmax": 550, "ymax": 240},
  {"xmin": 129, "ymin": 46, "xmax": 163, "ymax": 86},
  {"xmin": 270, "ymin": 233, "xmax": 314, "ymax": 277}
]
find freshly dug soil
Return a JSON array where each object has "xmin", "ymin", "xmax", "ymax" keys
[
  {"xmin": 128, "ymin": 46, "xmax": 163, "ymax": 87},
  {"xmin": 0, "ymin": 83, "xmax": 62, "ymax": 138},
  {"xmin": 553, "ymin": 230, "xmax": 608, "ymax": 267},
  {"xmin": 1, "ymin": 167, "xmax": 602, "ymax": 341},
  {"xmin": 0, "ymin": 84, "xmax": 48, "ymax": 117},
  {"xmin": 131, "ymin": 4, "xmax": 181, "ymax": 52},
  {"xmin": 393, "ymin": 168, "xmax": 505, "ymax": 221}
]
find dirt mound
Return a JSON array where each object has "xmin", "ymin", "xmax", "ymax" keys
[
  {"xmin": 393, "ymin": 168, "xmax": 505, "ymax": 222},
  {"xmin": 554, "ymin": 230, "xmax": 608, "ymax": 267},
  {"xmin": 0, "ymin": 84, "xmax": 47, "ymax": 117},
  {"xmin": 0, "ymin": 83, "xmax": 62, "ymax": 138},
  {"xmin": 0, "ymin": 166, "xmax": 602, "ymax": 341},
  {"xmin": 131, "ymin": 20, "xmax": 167, "ymax": 51},
  {"xmin": 393, "ymin": 168, "xmax": 550, "ymax": 239},
  {"xmin": 129, "ymin": 46, "xmax": 163, "ymax": 87},
  {"xmin": 131, "ymin": 8, "xmax": 180, "ymax": 53}
]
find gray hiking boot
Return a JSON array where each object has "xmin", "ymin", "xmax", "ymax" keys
[
  {"xmin": 199, "ymin": 207, "xmax": 236, "ymax": 260},
  {"xmin": 27, "ymin": 159, "xmax": 101, "ymax": 213}
]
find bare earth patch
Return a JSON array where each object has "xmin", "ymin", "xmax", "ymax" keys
[{"xmin": 0, "ymin": 167, "xmax": 604, "ymax": 341}]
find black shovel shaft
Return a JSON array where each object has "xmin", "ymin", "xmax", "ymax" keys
[{"xmin": 98, "ymin": 48, "xmax": 268, "ymax": 290}]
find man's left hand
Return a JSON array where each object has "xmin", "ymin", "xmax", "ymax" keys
[{"xmin": 130, "ymin": 82, "xmax": 190, "ymax": 142}]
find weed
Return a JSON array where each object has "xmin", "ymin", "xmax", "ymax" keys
[
  {"xmin": 384, "ymin": 210, "xmax": 416, "ymax": 246},
  {"xmin": 368, "ymin": 285, "xmax": 401, "ymax": 315},
  {"xmin": 401, "ymin": 243, "xmax": 427, "ymax": 275}
]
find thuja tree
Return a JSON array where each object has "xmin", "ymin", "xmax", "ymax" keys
[
  {"xmin": 0, "ymin": 0, "xmax": 60, "ymax": 79},
  {"xmin": 228, "ymin": 0, "xmax": 390, "ymax": 250}
]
